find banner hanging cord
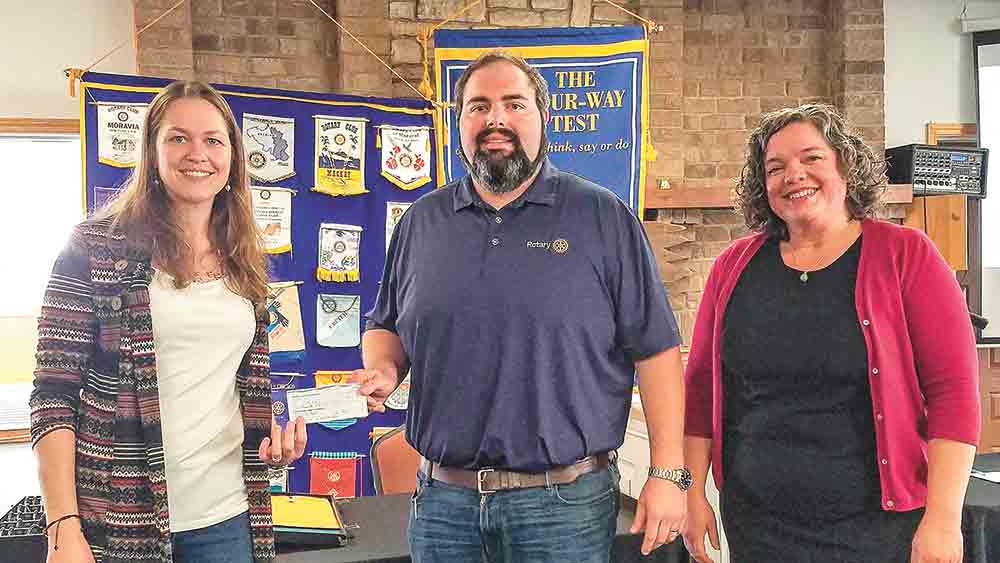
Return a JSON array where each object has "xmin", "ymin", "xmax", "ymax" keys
[
  {"xmin": 65, "ymin": 0, "xmax": 653, "ymax": 106},
  {"xmin": 599, "ymin": 0, "xmax": 660, "ymax": 31},
  {"xmin": 306, "ymin": 0, "xmax": 440, "ymax": 107},
  {"xmin": 65, "ymin": 0, "xmax": 187, "ymax": 98},
  {"xmin": 417, "ymin": 0, "xmax": 483, "ymax": 101}
]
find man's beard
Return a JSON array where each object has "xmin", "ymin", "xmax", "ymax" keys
[{"xmin": 459, "ymin": 127, "xmax": 546, "ymax": 194}]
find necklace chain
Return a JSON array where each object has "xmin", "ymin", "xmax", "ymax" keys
[
  {"xmin": 788, "ymin": 243, "xmax": 826, "ymax": 284},
  {"xmin": 785, "ymin": 222, "xmax": 861, "ymax": 284}
]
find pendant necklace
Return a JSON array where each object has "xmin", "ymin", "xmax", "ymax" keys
[
  {"xmin": 787, "ymin": 242, "xmax": 824, "ymax": 284},
  {"xmin": 788, "ymin": 222, "xmax": 861, "ymax": 284}
]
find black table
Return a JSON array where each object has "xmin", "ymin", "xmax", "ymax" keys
[
  {"xmin": 277, "ymin": 493, "xmax": 687, "ymax": 563},
  {"xmin": 964, "ymin": 453, "xmax": 1000, "ymax": 563}
]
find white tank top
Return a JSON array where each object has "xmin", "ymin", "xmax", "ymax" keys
[{"xmin": 149, "ymin": 269, "xmax": 255, "ymax": 532}]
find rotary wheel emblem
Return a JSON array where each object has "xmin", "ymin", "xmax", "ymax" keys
[
  {"xmin": 552, "ymin": 238, "xmax": 569, "ymax": 254},
  {"xmin": 272, "ymin": 401, "xmax": 285, "ymax": 416},
  {"xmin": 328, "ymin": 470, "xmax": 341, "ymax": 482},
  {"xmin": 334, "ymin": 133, "xmax": 347, "ymax": 145},
  {"xmin": 248, "ymin": 151, "xmax": 266, "ymax": 169}
]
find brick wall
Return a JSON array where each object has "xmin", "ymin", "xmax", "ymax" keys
[
  {"xmin": 135, "ymin": 0, "xmax": 887, "ymax": 346},
  {"xmin": 135, "ymin": 0, "xmax": 339, "ymax": 91}
]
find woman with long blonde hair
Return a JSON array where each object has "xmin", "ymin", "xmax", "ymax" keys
[{"xmin": 31, "ymin": 80, "xmax": 306, "ymax": 563}]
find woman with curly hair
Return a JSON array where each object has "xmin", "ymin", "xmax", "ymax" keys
[
  {"xmin": 681, "ymin": 104, "xmax": 979, "ymax": 563},
  {"xmin": 31, "ymin": 81, "xmax": 306, "ymax": 563}
]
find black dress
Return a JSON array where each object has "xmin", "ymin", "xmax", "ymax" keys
[{"xmin": 720, "ymin": 236, "xmax": 923, "ymax": 562}]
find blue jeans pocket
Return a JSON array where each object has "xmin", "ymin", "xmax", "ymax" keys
[
  {"xmin": 411, "ymin": 470, "xmax": 428, "ymax": 519},
  {"xmin": 552, "ymin": 467, "xmax": 616, "ymax": 506}
]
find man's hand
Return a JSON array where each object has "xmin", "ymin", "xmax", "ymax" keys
[
  {"xmin": 258, "ymin": 416, "xmax": 307, "ymax": 466},
  {"xmin": 681, "ymin": 492, "xmax": 720, "ymax": 563},
  {"xmin": 351, "ymin": 367, "xmax": 399, "ymax": 413},
  {"xmin": 630, "ymin": 476, "xmax": 687, "ymax": 556},
  {"xmin": 910, "ymin": 513, "xmax": 963, "ymax": 563}
]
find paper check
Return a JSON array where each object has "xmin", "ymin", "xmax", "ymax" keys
[{"xmin": 286, "ymin": 384, "xmax": 369, "ymax": 424}]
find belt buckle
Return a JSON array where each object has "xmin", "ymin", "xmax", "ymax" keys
[{"xmin": 477, "ymin": 468, "xmax": 496, "ymax": 494}]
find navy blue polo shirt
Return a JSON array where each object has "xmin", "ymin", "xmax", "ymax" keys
[{"xmin": 366, "ymin": 160, "xmax": 681, "ymax": 472}]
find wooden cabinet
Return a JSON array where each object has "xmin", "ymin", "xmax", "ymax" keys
[
  {"xmin": 980, "ymin": 347, "xmax": 1000, "ymax": 453},
  {"xmin": 902, "ymin": 194, "xmax": 968, "ymax": 271}
]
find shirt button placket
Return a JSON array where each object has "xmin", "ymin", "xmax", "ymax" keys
[{"xmin": 489, "ymin": 211, "xmax": 503, "ymax": 248}]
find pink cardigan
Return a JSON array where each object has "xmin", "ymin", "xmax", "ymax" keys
[{"xmin": 684, "ymin": 219, "xmax": 980, "ymax": 511}]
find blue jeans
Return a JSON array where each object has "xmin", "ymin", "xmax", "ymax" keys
[
  {"xmin": 171, "ymin": 511, "xmax": 253, "ymax": 563},
  {"xmin": 408, "ymin": 461, "xmax": 621, "ymax": 563}
]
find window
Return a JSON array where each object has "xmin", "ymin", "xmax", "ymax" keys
[
  {"xmin": 0, "ymin": 121, "xmax": 83, "ymax": 317},
  {"xmin": 973, "ymin": 32, "xmax": 1000, "ymax": 343}
]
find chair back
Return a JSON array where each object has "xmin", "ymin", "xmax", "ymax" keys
[{"xmin": 370, "ymin": 425, "xmax": 421, "ymax": 495}]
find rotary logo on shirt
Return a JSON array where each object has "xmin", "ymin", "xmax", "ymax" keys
[
  {"xmin": 317, "ymin": 223, "xmax": 363, "ymax": 282},
  {"xmin": 243, "ymin": 113, "xmax": 295, "ymax": 182},
  {"xmin": 251, "ymin": 187, "xmax": 295, "ymax": 254},
  {"xmin": 377, "ymin": 125, "xmax": 432, "ymax": 190},
  {"xmin": 97, "ymin": 102, "xmax": 147, "ymax": 167},
  {"xmin": 313, "ymin": 115, "xmax": 368, "ymax": 196}
]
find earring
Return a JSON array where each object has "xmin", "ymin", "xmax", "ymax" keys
[{"xmin": 225, "ymin": 184, "xmax": 232, "ymax": 192}]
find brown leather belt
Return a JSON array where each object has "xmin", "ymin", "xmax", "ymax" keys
[{"xmin": 420, "ymin": 452, "xmax": 612, "ymax": 494}]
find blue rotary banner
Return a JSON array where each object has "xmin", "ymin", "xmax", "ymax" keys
[
  {"xmin": 434, "ymin": 25, "xmax": 651, "ymax": 214},
  {"xmin": 78, "ymin": 71, "xmax": 429, "ymax": 495}
]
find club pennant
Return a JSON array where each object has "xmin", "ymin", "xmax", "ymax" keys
[
  {"xmin": 271, "ymin": 387, "xmax": 290, "ymax": 427},
  {"xmin": 384, "ymin": 201, "xmax": 412, "ymax": 255},
  {"xmin": 384, "ymin": 372, "xmax": 411, "ymax": 411},
  {"xmin": 317, "ymin": 223, "xmax": 362, "ymax": 282},
  {"xmin": 309, "ymin": 452, "xmax": 359, "ymax": 498},
  {"xmin": 313, "ymin": 115, "xmax": 368, "ymax": 196},
  {"xmin": 316, "ymin": 295, "xmax": 361, "ymax": 348},
  {"xmin": 314, "ymin": 371, "xmax": 359, "ymax": 431},
  {"xmin": 251, "ymin": 187, "xmax": 295, "ymax": 254},
  {"xmin": 96, "ymin": 102, "xmax": 147, "ymax": 167},
  {"xmin": 243, "ymin": 113, "xmax": 296, "ymax": 182},
  {"xmin": 377, "ymin": 125, "xmax": 432, "ymax": 190},
  {"xmin": 266, "ymin": 282, "xmax": 306, "ymax": 363}
]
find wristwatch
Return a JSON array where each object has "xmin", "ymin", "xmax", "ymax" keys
[{"xmin": 648, "ymin": 466, "xmax": 693, "ymax": 491}]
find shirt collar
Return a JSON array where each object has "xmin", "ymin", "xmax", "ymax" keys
[{"xmin": 452, "ymin": 158, "xmax": 558, "ymax": 212}]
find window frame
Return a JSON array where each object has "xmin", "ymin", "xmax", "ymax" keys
[
  {"xmin": 0, "ymin": 118, "xmax": 78, "ymax": 135},
  {"xmin": 973, "ymin": 31, "xmax": 1000, "ymax": 345}
]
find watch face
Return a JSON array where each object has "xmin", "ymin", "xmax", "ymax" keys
[{"xmin": 678, "ymin": 468, "xmax": 693, "ymax": 491}]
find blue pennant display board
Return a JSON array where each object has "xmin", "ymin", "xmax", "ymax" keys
[
  {"xmin": 434, "ymin": 25, "xmax": 651, "ymax": 214},
  {"xmin": 79, "ymin": 71, "xmax": 438, "ymax": 496}
]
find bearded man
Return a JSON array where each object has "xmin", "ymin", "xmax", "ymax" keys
[{"xmin": 355, "ymin": 50, "xmax": 689, "ymax": 563}]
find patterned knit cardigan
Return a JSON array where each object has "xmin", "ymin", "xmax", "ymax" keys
[{"xmin": 29, "ymin": 217, "xmax": 276, "ymax": 563}]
